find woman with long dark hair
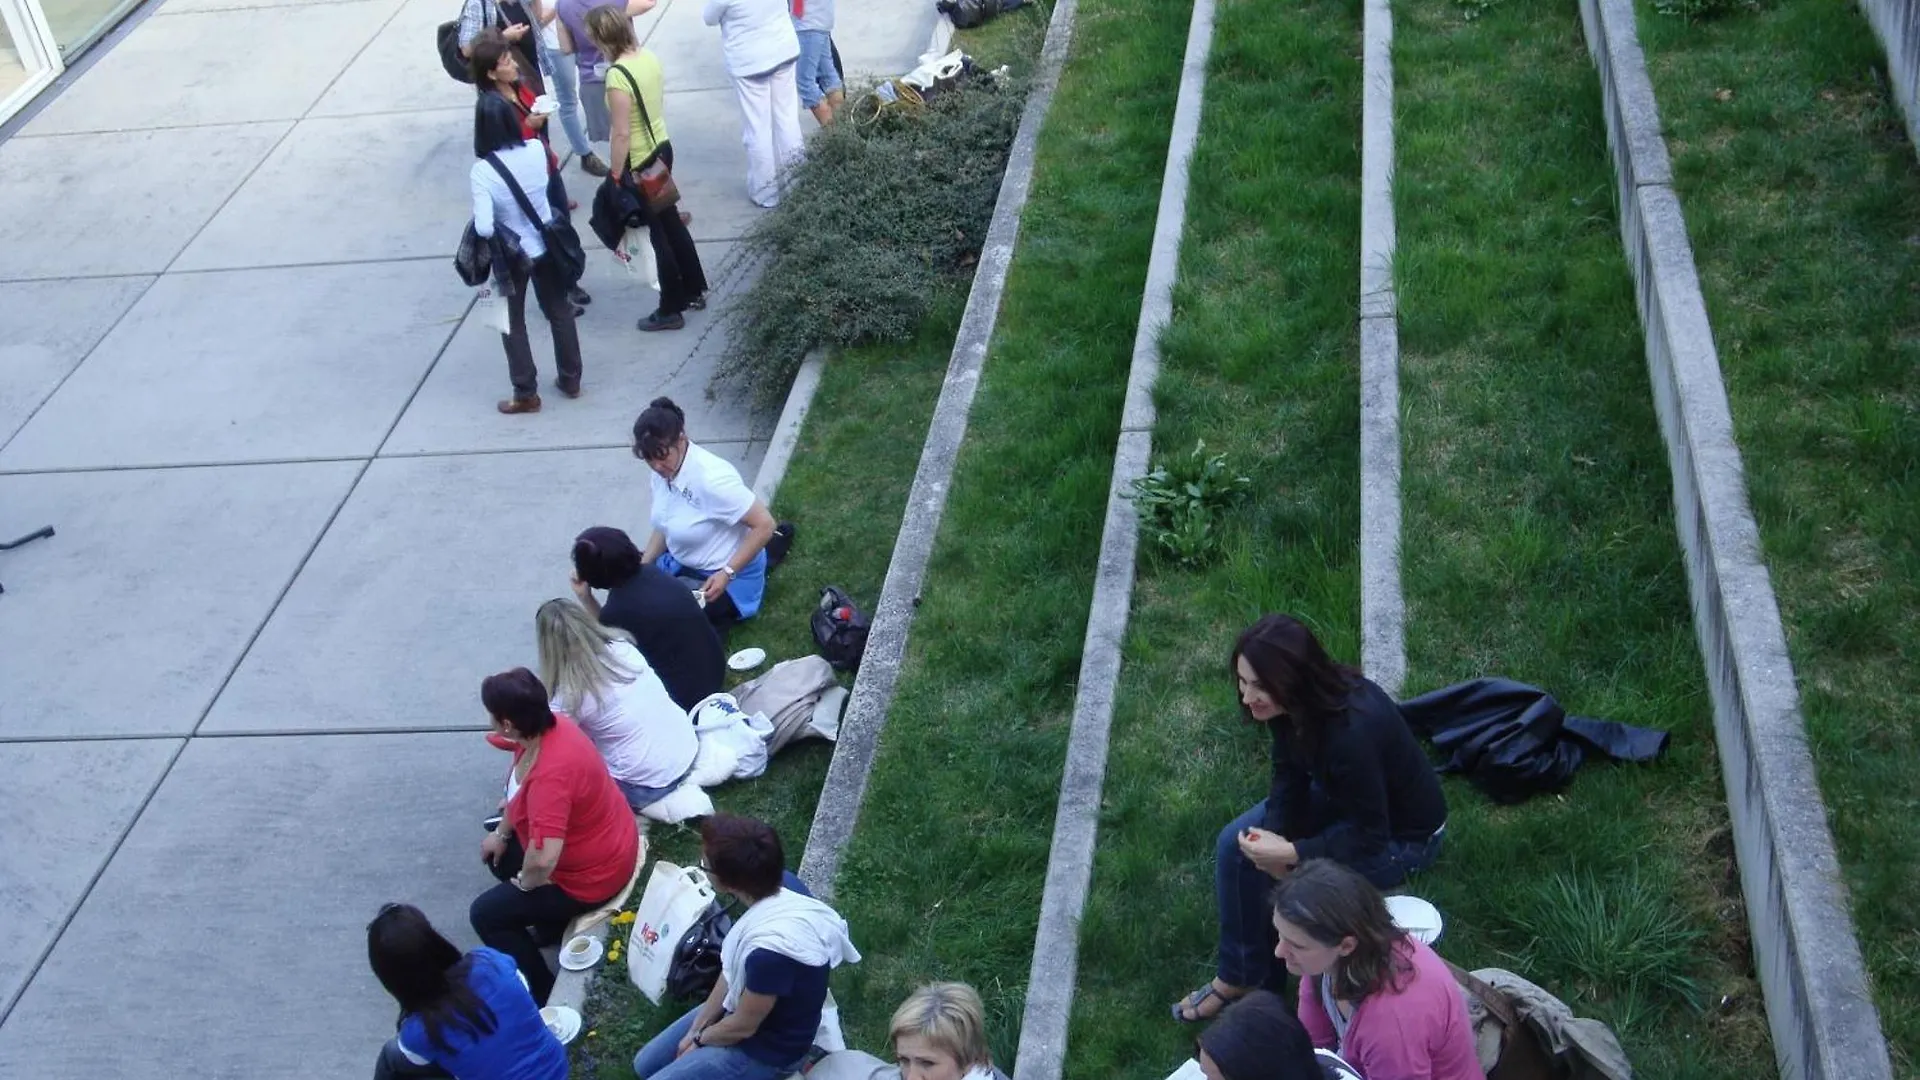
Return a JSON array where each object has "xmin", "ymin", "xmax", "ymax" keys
[
  {"xmin": 1270, "ymin": 862, "xmax": 1482, "ymax": 1080},
  {"xmin": 468, "ymin": 91, "xmax": 585, "ymax": 414},
  {"xmin": 366, "ymin": 903, "xmax": 567, "ymax": 1079},
  {"xmin": 1172, "ymin": 615, "xmax": 1446, "ymax": 1022}
]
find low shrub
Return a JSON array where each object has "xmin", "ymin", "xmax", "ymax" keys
[
  {"xmin": 720, "ymin": 73, "xmax": 1030, "ymax": 405},
  {"xmin": 1127, "ymin": 440, "xmax": 1251, "ymax": 568}
]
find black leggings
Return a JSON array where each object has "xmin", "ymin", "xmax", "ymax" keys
[{"xmin": 633, "ymin": 142, "xmax": 709, "ymax": 315}]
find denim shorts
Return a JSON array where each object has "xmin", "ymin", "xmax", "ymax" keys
[{"xmin": 795, "ymin": 29, "xmax": 842, "ymax": 108}]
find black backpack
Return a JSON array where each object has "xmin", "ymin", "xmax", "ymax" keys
[
  {"xmin": 666, "ymin": 901, "xmax": 734, "ymax": 1000},
  {"xmin": 811, "ymin": 586, "xmax": 871, "ymax": 672}
]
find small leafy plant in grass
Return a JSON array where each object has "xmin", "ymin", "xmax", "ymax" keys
[{"xmin": 1127, "ymin": 440, "xmax": 1251, "ymax": 568}]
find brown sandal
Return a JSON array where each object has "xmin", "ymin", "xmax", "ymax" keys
[{"xmin": 1171, "ymin": 982, "xmax": 1242, "ymax": 1024}]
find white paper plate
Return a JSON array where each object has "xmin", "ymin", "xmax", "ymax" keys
[
  {"xmin": 1385, "ymin": 894, "xmax": 1444, "ymax": 945},
  {"xmin": 558, "ymin": 934, "xmax": 603, "ymax": 971},
  {"xmin": 540, "ymin": 1005, "xmax": 583, "ymax": 1044},
  {"xmin": 727, "ymin": 646, "xmax": 768, "ymax": 672}
]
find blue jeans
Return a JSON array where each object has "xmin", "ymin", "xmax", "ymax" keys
[
  {"xmin": 541, "ymin": 37, "xmax": 594, "ymax": 157},
  {"xmin": 794, "ymin": 29, "xmax": 842, "ymax": 109},
  {"xmin": 632, "ymin": 1004, "xmax": 802, "ymax": 1080},
  {"xmin": 1214, "ymin": 798, "xmax": 1443, "ymax": 987}
]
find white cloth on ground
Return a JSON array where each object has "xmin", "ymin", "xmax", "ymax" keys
[{"xmin": 718, "ymin": 887, "xmax": 860, "ymax": 1012}]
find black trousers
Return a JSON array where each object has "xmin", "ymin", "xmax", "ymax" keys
[
  {"xmin": 503, "ymin": 254, "xmax": 583, "ymax": 398},
  {"xmin": 468, "ymin": 836, "xmax": 598, "ymax": 1005},
  {"xmin": 635, "ymin": 142, "xmax": 709, "ymax": 315}
]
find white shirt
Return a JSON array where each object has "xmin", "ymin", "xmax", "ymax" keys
[
  {"xmin": 702, "ymin": 0, "xmax": 799, "ymax": 78},
  {"xmin": 553, "ymin": 642, "xmax": 699, "ymax": 789},
  {"xmin": 649, "ymin": 442, "xmax": 756, "ymax": 572},
  {"xmin": 469, "ymin": 139, "xmax": 553, "ymax": 258}
]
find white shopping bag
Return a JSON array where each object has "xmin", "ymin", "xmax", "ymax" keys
[
  {"xmin": 627, "ymin": 860, "xmax": 718, "ymax": 1004},
  {"xmin": 617, "ymin": 228, "xmax": 660, "ymax": 292},
  {"xmin": 814, "ymin": 990, "xmax": 847, "ymax": 1053},
  {"xmin": 478, "ymin": 287, "xmax": 511, "ymax": 335}
]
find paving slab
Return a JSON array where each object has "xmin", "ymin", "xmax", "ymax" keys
[
  {"xmin": 643, "ymin": 0, "xmax": 736, "ymax": 94},
  {"xmin": 309, "ymin": 0, "xmax": 485, "ymax": 119},
  {"xmin": 0, "ymin": 261, "xmax": 470, "ymax": 471},
  {"xmin": 0, "ymin": 733, "xmax": 498, "ymax": 1080},
  {"xmin": 23, "ymin": 0, "xmax": 403, "ymax": 135},
  {"xmin": 172, "ymin": 108, "xmax": 472, "ymax": 270},
  {"xmin": 0, "ymin": 462, "xmax": 361, "ymax": 738},
  {"xmin": 833, "ymin": 0, "xmax": 939, "ymax": 81},
  {"xmin": 0, "ymin": 123, "xmax": 288, "ymax": 280},
  {"xmin": 382, "ymin": 241, "xmax": 765, "ymax": 453},
  {"xmin": 199, "ymin": 444, "xmax": 752, "ymax": 733},
  {"xmin": 0, "ymin": 277, "xmax": 153, "ymax": 447},
  {"xmin": 0, "ymin": 739, "xmax": 181, "ymax": 1019}
]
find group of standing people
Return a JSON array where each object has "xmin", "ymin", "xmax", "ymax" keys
[{"xmin": 458, "ymin": 0, "xmax": 841, "ymax": 408}]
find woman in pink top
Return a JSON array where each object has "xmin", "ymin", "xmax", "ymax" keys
[{"xmin": 1272, "ymin": 861, "xmax": 1484, "ymax": 1080}]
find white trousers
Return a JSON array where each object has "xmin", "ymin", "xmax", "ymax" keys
[{"xmin": 731, "ymin": 60, "xmax": 805, "ymax": 208}]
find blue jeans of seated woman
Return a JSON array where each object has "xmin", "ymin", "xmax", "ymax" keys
[
  {"xmin": 1215, "ymin": 797, "xmax": 1443, "ymax": 987},
  {"xmin": 632, "ymin": 1004, "xmax": 801, "ymax": 1080},
  {"xmin": 658, "ymin": 548, "xmax": 768, "ymax": 621}
]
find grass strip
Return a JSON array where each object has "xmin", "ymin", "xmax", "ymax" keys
[
  {"xmin": 567, "ymin": 301, "xmax": 957, "ymax": 1079},
  {"xmin": 1058, "ymin": 0, "xmax": 1364, "ymax": 1072},
  {"xmin": 1634, "ymin": 1, "xmax": 1920, "ymax": 1070},
  {"xmin": 818, "ymin": 0, "xmax": 1191, "ymax": 1059},
  {"xmin": 1392, "ymin": 1, "xmax": 1769, "ymax": 1076}
]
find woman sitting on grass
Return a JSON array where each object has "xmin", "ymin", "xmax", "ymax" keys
[
  {"xmin": 632, "ymin": 815, "xmax": 860, "ymax": 1080},
  {"xmin": 633, "ymin": 397, "xmax": 782, "ymax": 633},
  {"xmin": 366, "ymin": 902, "xmax": 567, "ymax": 1080},
  {"xmin": 1175, "ymin": 614, "xmax": 1447, "ymax": 1022},
  {"xmin": 807, "ymin": 982, "xmax": 1010, "ymax": 1080},
  {"xmin": 535, "ymin": 598, "xmax": 698, "ymax": 815},
  {"xmin": 1273, "ymin": 861, "xmax": 1482, "ymax": 1080}
]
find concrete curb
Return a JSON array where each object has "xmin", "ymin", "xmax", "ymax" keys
[
  {"xmin": 1857, "ymin": 0, "xmax": 1920, "ymax": 160},
  {"xmin": 1010, "ymin": 0, "xmax": 1213, "ymax": 1074},
  {"xmin": 797, "ymin": 0, "xmax": 1083, "ymax": 898},
  {"xmin": 1579, "ymin": 1, "xmax": 1891, "ymax": 1077},
  {"xmin": 752, "ymin": 350, "xmax": 826, "ymax": 503},
  {"xmin": 1357, "ymin": 0, "xmax": 1403, "ymax": 696}
]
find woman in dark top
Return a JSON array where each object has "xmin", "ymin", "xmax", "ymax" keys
[
  {"xmin": 367, "ymin": 903, "xmax": 567, "ymax": 1080},
  {"xmin": 1172, "ymin": 614, "xmax": 1446, "ymax": 1023},
  {"xmin": 569, "ymin": 525, "xmax": 724, "ymax": 711}
]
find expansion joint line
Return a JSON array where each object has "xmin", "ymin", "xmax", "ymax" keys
[
  {"xmin": 796, "ymin": 0, "xmax": 1084, "ymax": 896},
  {"xmin": 1357, "ymin": 0, "xmax": 1403, "ymax": 697},
  {"xmin": 1010, "ymin": 0, "xmax": 1215, "ymax": 1077}
]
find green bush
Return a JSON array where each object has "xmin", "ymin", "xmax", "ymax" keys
[
  {"xmin": 1126, "ymin": 441, "xmax": 1251, "ymax": 568},
  {"xmin": 720, "ymin": 76, "xmax": 1030, "ymax": 404},
  {"xmin": 1651, "ymin": 0, "xmax": 1760, "ymax": 21}
]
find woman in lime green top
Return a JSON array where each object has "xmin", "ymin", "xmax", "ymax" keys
[{"xmin": 587, "ymin": 3, "xmax": 709, "ymax": 333}]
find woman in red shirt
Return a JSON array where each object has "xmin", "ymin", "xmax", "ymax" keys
[{"xmin": 471, "ymin": 667, "xmax": 639, "ymax": 1004}]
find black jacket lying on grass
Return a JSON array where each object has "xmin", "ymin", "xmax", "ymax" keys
[
  {"xmin": 1397, "ymin": 677, "xmax": 1670, "ymax": 804},
  {"xmin": 1263, "ymin": 675, "xmax": 1449, "ymax": 865}
]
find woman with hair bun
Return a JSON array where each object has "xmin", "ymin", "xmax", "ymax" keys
[
  {"xmin": 631, "ymin": 396, "xmax": 780, "ymax": 630},
  {"xmin": 1174, "ymin": 615, "xmax": 1446, "ymax": 1023}
]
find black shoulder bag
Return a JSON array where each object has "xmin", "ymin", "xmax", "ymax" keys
[{"xmin": 485, "ymin": 151, "xmax": 588, "ymax": 287}]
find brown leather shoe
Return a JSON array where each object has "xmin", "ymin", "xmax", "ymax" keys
[
  {"xmin": 556, "ymin": 379, "xmax": 582, "ymax": 399},
  {"xmin": 497, "ymin": 394, "xmax": 542, "ymax": 414},
  {"xmin": 580, "ymin": 153, "xmax": 611, "ymax": 178}
]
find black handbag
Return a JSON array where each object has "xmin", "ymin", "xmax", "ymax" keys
[
  {"xmin": 811, "ymin": 586, "xmax": 871, "ymax": 672},
  {"xmin": 436, "ymin": 0, "xmax": 493, "ymax": 83},
  {"xmin": 665, "ymin": 901, "xmax": 733, "ymax": 1000},
  {"xmin": 485, "ymin": 152, "xmax": 588, "ymax": 288}
]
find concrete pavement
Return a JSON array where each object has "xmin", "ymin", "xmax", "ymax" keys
[{"xmin": 0, "ymin": 0, "xmax": 931, "ymax": 1072}]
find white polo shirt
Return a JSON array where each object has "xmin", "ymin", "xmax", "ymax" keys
[{"xmin": 649, "ymin": 441, "xmax": 755, "ymax": 572}]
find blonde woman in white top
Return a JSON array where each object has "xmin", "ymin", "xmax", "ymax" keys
[
  {"xmin": 702, "ymin": 0, "xmax": 802, "ymax": 207},
  {"xmin": 535, "ymin": 598, "xmax": 698, "ymax": 810}
]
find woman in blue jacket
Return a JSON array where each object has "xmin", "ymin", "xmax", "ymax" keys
[{"xmin": 368, "ymin": 903, "xmax": 568, "ymax": 1080}]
